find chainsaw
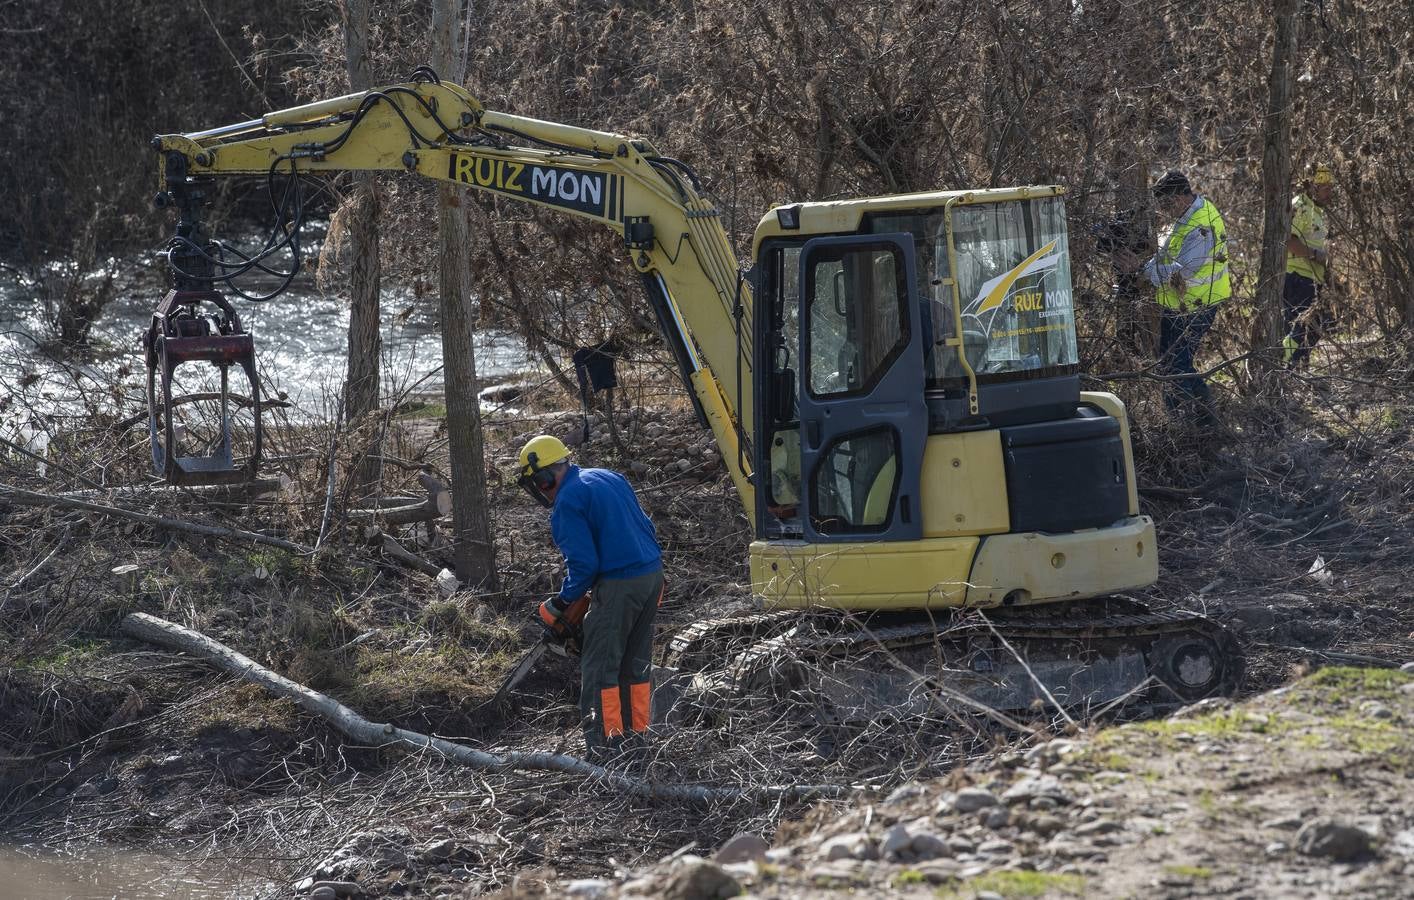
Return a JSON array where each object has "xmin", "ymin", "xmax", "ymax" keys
[{"xmin": 492, "ymin": 595, "xmax": 590, "ymax": 705}]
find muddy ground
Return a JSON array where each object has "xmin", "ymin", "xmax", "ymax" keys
[{"xmin": 2, "ymin": 364, "xmax": 1413, "ymax": 898}]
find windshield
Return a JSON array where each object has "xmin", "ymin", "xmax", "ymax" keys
[
  {"xmin": 952, "ymin": 198, "xmax": 1077, "ymax": 378},
  {"xmin": 867, "ymin": 196, "xmax": 1076, "ymax": 387}
]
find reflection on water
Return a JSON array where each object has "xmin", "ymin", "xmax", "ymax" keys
[{"xmin": 0, "ymin": 844, "xmax": 275, "ymax": 900}]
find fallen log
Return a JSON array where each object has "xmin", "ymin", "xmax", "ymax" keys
[
  {"xmin": 55, "ymin": 476, "xmax": 290, "ymax": 501},
  {"xmin": 0, "ymin": 484, "xmax": 308, "ymax": 554},
  {"xmin": 347, "ymin": 491, "xmax": 451, "ymax": 526},
  {"xmin": 119, "ymin": 612, "xmax": 849, "ymax": 805}
]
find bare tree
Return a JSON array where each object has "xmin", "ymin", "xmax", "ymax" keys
[
  {"xmin": 1249, "ymin": 0, "xmax": 1301, "ymax": 372},
  {"xmin": 342, "ymin": 0, "xmax": 384, "ymax": 495},
  {"xmin": 432, "ymin": 0, "xmax": 497, "ymax": 588}
]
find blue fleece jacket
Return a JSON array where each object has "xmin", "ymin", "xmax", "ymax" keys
[{"xmin": 550, "ymin": 465, "xmax": 662, "ymax": 602}]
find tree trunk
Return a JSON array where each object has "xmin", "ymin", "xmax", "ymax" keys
[
  {"xmin": 432, "ymin": 0, "xmax": 497, "ymax": 588},
  {"xmin": 342, "ymin": 0, "xmax": 383, "ymax": 496},
  {"xmin": 1250, "ymin": 0, "xmax": 1301, "ymax": 374}
]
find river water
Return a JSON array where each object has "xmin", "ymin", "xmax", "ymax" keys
[
  {"xmin": 0, "ymin": 844, "xmax": 276, "ymax": 899},
  {"xmin": 0, "ymin": 249, "xmax": 536, "ymax": 423}
]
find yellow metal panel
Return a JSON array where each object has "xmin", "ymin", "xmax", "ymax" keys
[
  {"xmin": 751, "ymin": 537, "xmax": 979, "ymax": 610},
  {"xmin": 963, "ymin": 516, "xmax": 1157, "ymax": 608},
  {"xmin": 1079, "ymin": 391, "xmax": 1140, "ymax": 516},
  {"xmin": 920, "ymin": 431, "xmax": 1010, "ymax": 537}
]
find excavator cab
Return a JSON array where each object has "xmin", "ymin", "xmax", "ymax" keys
[{"xmin": 750, "ymin": 189, "xmax": 1150, "ymax": 611}]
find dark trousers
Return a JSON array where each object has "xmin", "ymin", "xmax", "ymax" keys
[
  {"xmin": 1282, "ymin": 273, "xmax": 1324, "ymax": 366},
  {"xmin": 579, "ymin": 569, "xmax": 662, "ymax": 761},
  {"xmin": 1158, "ymin": 305, "xmax": 1219, "ymax": 424}
]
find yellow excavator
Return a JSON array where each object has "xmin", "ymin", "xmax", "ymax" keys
[{"xmin": 148, "ymin": 68, "xmax": 1241, "ymax": 718}]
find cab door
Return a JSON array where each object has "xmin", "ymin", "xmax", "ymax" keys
[{"xmin": 797, "ymin": 234, "xmax": 927, "ymax": 543}]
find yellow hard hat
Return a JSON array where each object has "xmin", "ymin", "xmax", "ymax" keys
[
  {"xmin": 518, "ymin": 434, "xmax": 570, "ymax": 478},
  {"xmin": 1309, "ymin": 163, "xmax": 1335, "ymax": 186},
  {"xmin": 517, "ymin": 435, "xmax": 570, "ymax": 507}
]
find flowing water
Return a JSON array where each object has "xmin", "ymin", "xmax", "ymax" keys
[
  {"xmin": 0, "ymin": 844, "xmax": 275, "ymax": 899},
  {"xmin": 0, "ymin": 248, "xmax": 536, "ymax": 423}
]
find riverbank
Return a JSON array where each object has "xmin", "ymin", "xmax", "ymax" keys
[{"xmin": 3, "ymin": 364, "xmax": 1413, "ymax": 898}]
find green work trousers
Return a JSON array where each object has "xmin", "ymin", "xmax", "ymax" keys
[{"xmin": 579, "ymin": 569, "xmax": 662, "ymax": 761}]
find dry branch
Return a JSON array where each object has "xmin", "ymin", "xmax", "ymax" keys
[
  {"xmin": 119, "ymin": 612, "xmax": 849, "ymax": 805},
  {"xmin": 0, "ymin": 484, "xmax": 308, "ymax": 553}
]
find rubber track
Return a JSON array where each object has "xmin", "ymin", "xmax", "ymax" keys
[{"xmin": 681, "ymin": 600, "xmax": 1244, "ymax": 719}]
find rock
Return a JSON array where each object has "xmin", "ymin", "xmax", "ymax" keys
[
  {"xmin": 1074, "ymin": 819, "xmax": 1121, "ymax": 836},
  {"xmin": 910, "ymin": 832, "xmax": 948, "ymax": 860},
  {"xmin": 1399, "ymin": 661, "xmax": 1414, "ymax": 673},
  {"xmin": 1296, "ymin": 818, "xmax": 1376, "ymax": 861},
  {"xmin": 714, "ymin": 832, "xmax": 769, "ymax": 865},
  {"xmin": 306, "ymin": 826, "xmax": 412, "ymax": 881},
  {"xmin": 1360, "ymin": 701, "xmax": 1394, "ymax": 720},
  {"xmin": 662, "ymin": 858, "xmax": 741, "ymax": 900},
  {"xmin": 565, "ymin": 879, "xmax": 613, "ymax": 898},
  {"xmin": 952, "ymin": 787, "xmax": 1001, "ymax": 812},
  {"xmin": 764, "ymin": 847, "xmax": 793, "ymax": 864},
  {"xmin": 977, "ymin": 892, "xmax": 1005, "ymax": 900},
  {"xmin": 981, "ymin": 806, "xmax": 1010, "ymax": 830},
  {"xmin": 916, "ymin": 860, "xmax": 962, "ymax": 883},
  {"xmin": 880, "ymin": 824, "xmax": 913, "ymax": 859},
  {"xmin": 1262, "ymin": 814, "xmax": 1304, "ymax": 831},
  {"xmin": 417, "ymin": 839, "xmax": 458, "ymax": 863},
  {"xmin": 72, "ymin": 782, "xmax": 100, "ymax": 800},
  {"xmin": 310, "ymin": 889, "xmax": 338, "ymax": 900},
  {"xmin": 1228, "ymin": 605, "xmax": 1276, "ymax": 632},
  {"xmin": 308, "ymin": 883, "xmax": 362, "ymax": 899},
  {"xmin": 1003, "ymin": 775, "xmax": 1069, "ymax": 806},
  {"xmin": 435, "ymin": 568, "xmax": 460, "ymax": 597},
  {"xmin": 946, "ymin": 836, "xmax": 975, "ymax": 855},
  {"xmin": 1023, "ymin": 809, "xmax": 1063, "ymax": 837},
  {"xmin": 883, "ymin": 783, "xmax": 922, "ymax": 806},
  {"xmin": 1030, "ymin": 796, "xmax": 1060, "ymax": 811},
  {"xmin": 1266, "ymin": 841, "xmax": 1289, "ymax": 855},
  {"xmin": 817, "ymin": 832, "xmax": 875, "ymax": 861},
  {"xmin": 977, "ymin": 838, "xmax": 1013, "ymax": 855}
]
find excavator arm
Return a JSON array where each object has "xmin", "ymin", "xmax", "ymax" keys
[{"xmin": 152, "ymin": 71, "xmax": 755, "ymax": 520}]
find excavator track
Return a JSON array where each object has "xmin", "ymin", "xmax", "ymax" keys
[{"xmin": 675, "ymin": 598, "xmax": 1243, "ymax": 724}]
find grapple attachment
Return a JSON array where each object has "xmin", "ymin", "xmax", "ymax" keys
[{"xmin": 145, "ymin": 288, "xmax": 262, "ymax": 485}]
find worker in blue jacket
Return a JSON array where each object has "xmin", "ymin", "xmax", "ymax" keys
[{"xmin": 516, "ymin": 434, "xmax": 663, "ymax": 762}]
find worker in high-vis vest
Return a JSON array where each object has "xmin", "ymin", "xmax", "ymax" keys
[
  {"xmin": 1118, "ymin": 171, "xmax": 1230, "ymax": 426},
  {"xmin": 1283, "ymin": 163, "xmax": 1336, "ymax": 367},
  {"xmin": 516, "ymin": 435, "xmax": 663, "ymax": 764}
]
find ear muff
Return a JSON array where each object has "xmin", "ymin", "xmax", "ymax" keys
[{"xmin": 517, "ymin": 451, "xmax": 557, "ymax": 507}]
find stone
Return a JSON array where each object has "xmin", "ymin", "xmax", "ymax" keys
[
  {"xmin": 977, "ymin": 893, "xmax": 1005, "ymax": 900},
  {"xmin": 1228, "ymin": 605, "xmax": 1277, "ymax": 632},
  {"xmin": 1003, "ymin": 775, "xmax": 1069, "ymax": 806},
  {"xmin": 417, "ymin": 839, "xmax": 458, "ymax": 863},
  {"xmin": 817, "ymin": 832, "xmax": 875, "ymax": 862},
  {"xmin": 565, "ymin": 879, "xmax": 613, "ymax": 898},
  {"xmin": 1266, "ymin": 841, "xmax": 1289, "ymax": 854},
  {"xmin": 910, "ymin": 832, "xmax": 948, "ymax": 860},
  {"xmin": 1262, "ymin": 814, "xmax": 1304, "ymax": 831},
  {"xmin": 952, "ymin": 787, "xmax": 1001, "ymax": 812},
  {"xmin": 1399, "ymin": 661, "xmax": 1414, "ymax": 673},
  {"xmin": 883, "ymin": 783, "xmax": 922, "ymax": 806},
  {"xmin": 309, "ymin": 883, "xmax": 363, "ymax": 899},
  {"xmin": 1074, "ymin": 819, "xmax": 1121, "ymax": 836},
  {"xmin": 880, "ymin": 824, "xmax": 913, "ymax": 859},
  {"xmin": 1030, "ymin": 797, "xmax": 1060, "ymax": 811},
  {"xmin": 1360, "ymin": 701, "xmax": 1394, "ymax": 720},
  {"xmin": 714, "ymin": 832, "xmax": 769, "ymax": 865},
  {"xmin": 662, "ymin": 859, "xmax": 741, "ymax": 900},
  {"xmin": 977, "ymin": 839, "xmax": 1013, "ymax": 855},
  {"xmin": 981, "ymin": 806, "xmax": 1010, "ymax": 830},
  {"xmin": 946, "ymin": 836, "xmax": 975, "ymax": 855},
  {"xmin": 1296, "ymin": 818, "xmax": 1376, "ymax": 862},
  {"xmin": 916, "ymin": 861, "xmax": 962, "ymax": 883},
  {"xmin": 435, "ymin": 568, "xmax": 460, "ymax": 597},
  {"xmin": 310, "ymin": 889, "xmax": 338, "ymax": 900}
]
